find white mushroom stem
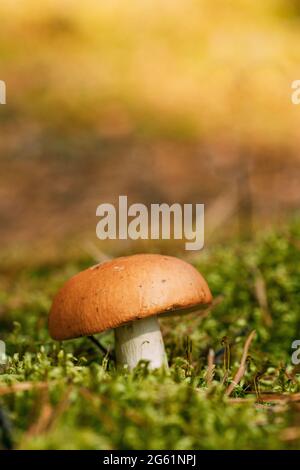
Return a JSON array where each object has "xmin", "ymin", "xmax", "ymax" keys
[{"xmin": 114, "ymin": 316, "xmax": 167, "ymax": 370}]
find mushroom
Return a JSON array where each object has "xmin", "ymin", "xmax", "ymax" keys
[{"xmin": 49, "ymin": 254, "xmax": 212, "ymax": 370}]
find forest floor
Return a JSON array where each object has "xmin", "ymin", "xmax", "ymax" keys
[{"xmin": 0, "ymin": 219, "xmax": 300, "ymax": 449}]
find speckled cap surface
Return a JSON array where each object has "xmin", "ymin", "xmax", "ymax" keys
[{"xmin": 49, "ymin": 254, "xmax": 212, "ymax": 340}]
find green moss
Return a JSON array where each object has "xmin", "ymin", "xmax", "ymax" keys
[{"xmin": 0, "ymin": 221, "xmax": 300, "ymax": 449}]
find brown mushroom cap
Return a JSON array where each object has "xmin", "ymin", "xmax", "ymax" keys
[{"xmin": 49, "ymin": 254, "xmax": 212, "ymax": 340}]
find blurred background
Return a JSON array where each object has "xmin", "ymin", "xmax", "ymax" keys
[{"xmin": 1, "ymin": 0, "xmax": 300, "ymax": 260}]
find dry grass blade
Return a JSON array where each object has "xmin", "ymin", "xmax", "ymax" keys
[
  {"xmin": 0, "ymin": 381, "xmax": 50, "ymax": 396},
  {"xmin": 256, "ymin": 392, "xmax": 300, "ymax": 403},
  {"xmin": 205, "ymin": 189, "xmax": 239, "ymax": 239},
  {"xmin": 46, "ymin": 385, "xmax": 74, "ymax": 432},
  {"xmin": 253, "ymin": 268, "xmax": 272, "ymax": 327},
  {"xmin": 25, "ymin": 390, "xmax": 53, "ymax": 437},
  {"xmin": 18, "ymin": 386, "xmax": 73, "ymax": 449},
  {"xmin": 230, "ymin": 392, "xmax": 300, "ymax": 406},
  {"xmin": 84, "ymin": 241, "xmax": 112, "ymax": 263},
  {"xmin": 228, "ymin": 396, "xmax": 290, "ymax": 413},
  {"xmin": 225, "ymin": 330, "xmax": 256, "ymax": 397},
  {"xmin": 221, "ymin": 336, "xmax": 230, "ymax": 386},
  {"xmin": 206, "ymin": 348, "xmax": 215, "ymax": 385}
]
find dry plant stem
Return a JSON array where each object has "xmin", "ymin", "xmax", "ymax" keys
[
  {"xmin": 87, "ymin": 335, "xmax": 110, "ymax": 356},
  {"xmin": 221, "ymin": 336, "xmax": 230, "ymax": 386},
  {"xmin": 225, "ymin": 330, "xmax": 256, "ymax": 397},
  {"xmin": 0, "ymin": 381, "xmax": 50, "ymax": 396},
  {"xmin": 253, "ymin": 267, "xmax": 272, "ymax": 327},
  {"xmin": 206, "ymin": 348, "xmax": 215, "ymax": 385},
  {"xmin": 115, "ymin": 316, "xmax": 167, "ymax": 370}
]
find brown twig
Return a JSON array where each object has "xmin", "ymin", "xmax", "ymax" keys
[
  {"xmin": 225, "ymin": 330, "xmax": 256, "ymax": 396},
  {"xmin": 0, "ymin": 381, "xmax": 50, "ymax": 396}
]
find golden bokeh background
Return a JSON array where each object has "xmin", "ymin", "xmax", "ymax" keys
[{"xmin": 1, "ymin": 0, "xmax": 300, "ymax": 258}]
